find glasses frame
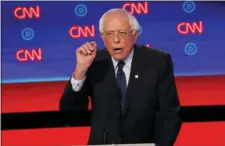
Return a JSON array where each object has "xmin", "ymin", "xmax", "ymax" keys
[{"xmin": 101, "ymin": 30, "xmax": 136, "ymax": 39}]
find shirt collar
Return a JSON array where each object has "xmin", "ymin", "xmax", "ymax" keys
[{"xmin": 111, "ymin": 48, "xmax": 134, "ymax": 69}]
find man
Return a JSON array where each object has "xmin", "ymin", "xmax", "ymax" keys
[{"xmin": 59, "ymin": 8, "xmax": 181, "ymax": 146}]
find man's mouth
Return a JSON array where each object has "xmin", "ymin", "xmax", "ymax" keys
[{"xmin": 114, "ymin": 48, "xmax": 122, "ymax": 53}]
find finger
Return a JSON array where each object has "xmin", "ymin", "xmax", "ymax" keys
[
  {"xmin": 92, "ymin": 42, "xmax": 97, "ymax": 49},
  {"xmin": 90, "ymin": 42, "xmax": 97, "ymax": 52},
  {"xmin": 82, "ymin": 44, "xmax": 92, "ymax": 55},
  {"xmin": 90, "ymin": 41, "xmax": 97, "ymax": 48},
  {"xmin": 89, "ymin": 41, "xmax": 96, "ymax": 45},
  {"xmin": 86, "ymin": 42, "xmax": 95, "ymax": 51},
  {"xmin": 78, "ymin": 47, "xmax": 87, "ymax": 55}
]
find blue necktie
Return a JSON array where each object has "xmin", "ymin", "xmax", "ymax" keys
[{"xmin": 116, "ymin": 61, "xmax": 127, "ymax": 114}]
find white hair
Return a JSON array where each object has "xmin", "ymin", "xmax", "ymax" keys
[{"xmin": 99, "ymin": 8, "xmax": 140, "ymax": 34}]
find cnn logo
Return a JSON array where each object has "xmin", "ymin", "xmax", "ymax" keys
[
  {"xmin": 122, "ymin": 2, "xmax": 149, "ymax": 15},
  {"xmin": 69, "ymin": 25, "xmax": 96, "ymax": 39},
  {"xmin": 14, "ymin": 6, "xmax": 40, "ymax": 19},
  {"xmin": 177, "ymin": 21, "xmax": 204, "ymax": 35},
  {"xmin": 16, "ymin": 48, "xmax": 42, "ymax": 62}
]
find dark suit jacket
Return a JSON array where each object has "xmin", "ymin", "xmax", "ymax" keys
[{"xmin": 59, "ymin": 44, "xmax": 182, "ymax": 146}]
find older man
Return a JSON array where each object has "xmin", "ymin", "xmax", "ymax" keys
[{"xmin": 59, "ymin": 8, "xmax": 181, "ymax": 146}]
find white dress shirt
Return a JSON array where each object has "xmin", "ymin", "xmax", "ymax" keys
[{"xmin": 71, "ymin": 49, "xmax": 134, "ymax": 92}]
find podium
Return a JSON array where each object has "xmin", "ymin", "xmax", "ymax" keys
[
  {"xmin": 97, "ymin": 144, "xmax": 155, "ymax": 146},
  {"xmin": 78, "ymin": 144, "xmax": 156, "ymax": 146}
]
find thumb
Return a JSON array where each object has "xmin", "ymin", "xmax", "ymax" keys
[
  {"xmin": 90, "ymin": 41, "xmax": 97, "ymax": 46},
  {"xmin": 93, "ymin": 43, "xmax": 97, "ymax": 48}
]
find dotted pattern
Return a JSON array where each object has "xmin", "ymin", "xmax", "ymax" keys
[
  {"xmin": 182, "ymin": 0, "xmax": 198, "ymax": 56},
  {"xmin": 115, "ymin": 61, "xmax": 127, "ymax": 114}
]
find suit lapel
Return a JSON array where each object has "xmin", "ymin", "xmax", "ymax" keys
[
  {"xmin": 123, "ymin": 45, "xmax": 148, "ymax": 118},
  {"xmin": 102, "ymin": 50, "xmax": 121, "ymax": 99},
  {"xmin": 103, "ymin": 59, "xmax": 117, "ymax": 88}
]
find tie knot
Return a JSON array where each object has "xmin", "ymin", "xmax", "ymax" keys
[{"xmin": 117, "ymin": 61, "xmax": 125, "ymax": 69}]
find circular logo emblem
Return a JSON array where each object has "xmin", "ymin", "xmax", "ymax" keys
[
  {"xmin": 21, "ymin": 28, "xmax": 35, "ymax": 40},
  {"xmin": 75, "ymin": 4, "xmax": 88, "ymax": 17},
  {"xmin": 185, "ymin": 42, "xmax": 197, "ymax": 56},
  {"xmin": 183, "ymin": 1, "xmax": 196, "ymax": 13}
]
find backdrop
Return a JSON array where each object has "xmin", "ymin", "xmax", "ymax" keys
[
  {"xmin": 2, "ymin": 2, "xmax": 225, "ymax": 146},
  {"xmin": 2, "ymin": 1, "xmax": 225, "ymax": 83}
]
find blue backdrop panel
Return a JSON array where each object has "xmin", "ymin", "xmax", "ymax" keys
[{"xmin": 2, "ymin": 1, "xmax": 225, "ymax": 83}]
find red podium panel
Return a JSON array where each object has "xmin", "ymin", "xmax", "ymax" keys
[{"xmin": 2, "ymin": 122, "xmax": 225, "ymax": 146}]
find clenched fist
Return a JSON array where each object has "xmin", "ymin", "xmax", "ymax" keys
[{"xmin": 73, "ymin": 41, "xmax": 97, "ymax": 80}]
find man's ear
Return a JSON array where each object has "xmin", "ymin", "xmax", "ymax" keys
[
  {"xmin": 133, "ymin": 31, "xmax": 139, "ymax": 42},
  {"xmin": 135, "ymin": 31, "xmax": 140, "ymax": 37}
]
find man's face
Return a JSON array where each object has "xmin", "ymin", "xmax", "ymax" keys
[{"xmin": 101, "ymin": 13, "xmax": 139, "ymax": 60}]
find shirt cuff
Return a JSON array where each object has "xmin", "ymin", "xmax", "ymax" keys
[{"xmin": 70, "ymin": 75, "xmax": 86, "ymax": 92}]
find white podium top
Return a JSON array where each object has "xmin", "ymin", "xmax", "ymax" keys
[{"xmin": 75, "ymin": 143, "xmax": 156, "ymax": 146}]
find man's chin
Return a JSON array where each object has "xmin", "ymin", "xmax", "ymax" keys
[{"xmin": 111, "ymin": 54, "xmax": 126, "ymax": 61}]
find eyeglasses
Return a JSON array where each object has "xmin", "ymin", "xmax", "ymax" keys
[{"xmin": 101, "ymin": 30, "xmax": 135, "ymax": 39}]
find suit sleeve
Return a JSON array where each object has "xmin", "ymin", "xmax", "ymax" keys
[
  {"xmin": 154, "ymin": 53, "xmax": 182, "ymax": 146},
  {"xmin": 59, "ymin": 71, "xmax": 92, "ymax": 113}
]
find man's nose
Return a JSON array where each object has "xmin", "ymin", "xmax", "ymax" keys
[{"xmin": 112, "ymin": 33, "xmax": 120, "ymax": 43}]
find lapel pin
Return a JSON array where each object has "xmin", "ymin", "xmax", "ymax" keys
[{"xmin": 135, "ymin": 74, "xmax": 139, "ymax": 79}]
